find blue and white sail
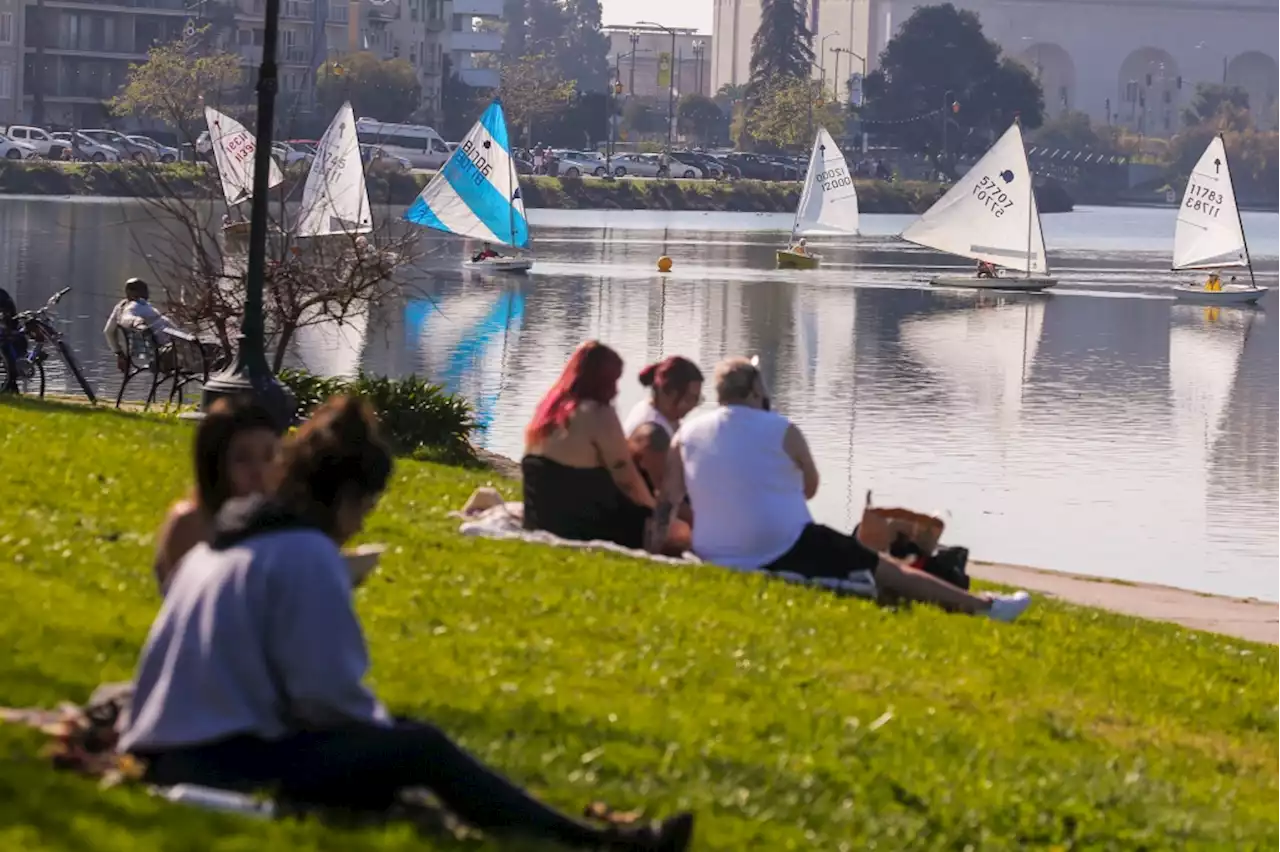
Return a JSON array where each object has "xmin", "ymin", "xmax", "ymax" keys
[{"xmin": 403, "ymin": 99, "xmax": 529, "ymax": 249}]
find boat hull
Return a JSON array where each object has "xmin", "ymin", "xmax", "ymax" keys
[
  {"xmin": 777, "ymin": 250, "xmax": 819, "ymax": 270},
  {"xmin": 1173, "ymin": 286, "xmax": 1266, "ymax": 305},
  {"xmin": 930, "ymin": 275, "xmax": 1056, "ymax": 292},
  {"xmin": 471, "ymin": 257, "xmax": 532, "ymax": 274}
]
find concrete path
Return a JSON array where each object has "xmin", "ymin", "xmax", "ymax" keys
[{"xmin": 972, "ymin": 562, "xmax": 1279, "ymax": 645}]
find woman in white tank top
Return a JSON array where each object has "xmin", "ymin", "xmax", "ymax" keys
[{"xmin": 622, "ymin": 356, "xmax": 704, "ymax": 438}]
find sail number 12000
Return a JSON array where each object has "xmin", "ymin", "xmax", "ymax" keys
[{"xmin": 973, "ymin": 175, "xmax": 1014, "ymax": 218}]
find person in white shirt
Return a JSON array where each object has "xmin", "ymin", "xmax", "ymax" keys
[
  {"xmin": 622, "ymin": 355, "xmax": 704, "ymax": 439},
  {"xmin": 103, "ymin": 277, "xmax": 178, "ymax": 371},
  {"xmin": 646, "ymin": 357, "xmax": 1033, "ymax": 622}
]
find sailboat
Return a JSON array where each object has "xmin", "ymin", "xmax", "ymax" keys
[
  {"xmin": 403, "ymin": 99, "xmax": 532, "ymax": 273},
  {"xmin": 902, "ymin": 120, "xmax": 1055, "ymax": 292},
  {"xmin": 776, "ymin": 127, "xmax": 859, "ymax": 270},
  {"xmin": 1171, "ymin": 134, "xmax": 1266, "ymax": 305},
  {"xmin": 204, "ymin": 106, "xmax": 284, "ymax": 238},
  {"xmin": 296, "ymin": 101, "xmax": 372, "ymax": 239}
]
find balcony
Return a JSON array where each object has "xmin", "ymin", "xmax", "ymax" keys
[
  {"xmin": 25, "ymin": 44, "xmax": 149, "ymax": 60},
  {"xmin": 451, "ymin": 0, "xmax": 503, "ymax": 17},
  {"xmin": 450, "ymin": 30, "xmax": 500, "ymax": 53},
  {"xmin": 458, "ymin": 66, "xmax": 498, "ymax": 88},
  {"xmin": 42, "ymin": 0, "xmax": 193, "ymax": 15}
]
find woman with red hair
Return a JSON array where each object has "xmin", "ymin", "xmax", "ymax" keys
[
  {"xmin": 622, "ymin": 355, "xmax": 704, "ymax": 439},
  {"xmin": 523, "ymin": 341, "xmax": 680, "ymax": 550}
]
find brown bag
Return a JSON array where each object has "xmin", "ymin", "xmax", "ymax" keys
[{"xmin": 856, "ymin": 490, "xmax": 945, "ymax": 555}]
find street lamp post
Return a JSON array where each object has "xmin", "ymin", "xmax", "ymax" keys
[
  {"xmin": 637, "ymin": 21, "xmax": 677, "ymax": 151},
  {"xmin": 831, "ymin": 47, "xmax": 865, "ymax": 103},
  {"xmin": 197, "ymin": 0, "xmax": 293, "ymax": 427},
  {"xmin": 691, "ymin": 39, "xmax": 705, "ymax": 96},
  {"xmin": 819, "ymin": 31, "xmax": 839, "ymax": 98},
  {"xmin": 628, "ymin": 30, "xmax": 640, "ymax": 102}
]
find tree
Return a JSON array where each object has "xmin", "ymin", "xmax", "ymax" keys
[
  {"xmin": 861, "ymin": 4, "xmax": 1044, "ymax": 171},
  {"xmin": 1028, "ymin": 110, "xmax": 1117, "ymax": 152},
  {"xmin": 502, "ymin": 0, "xmax": 527, "ymax": 58},
  {"xmin": 678, "ymin": 94, "xmax": 727, "ymax": 145},
  {"xmin": 1182, "ymin": 83, "xmax": 1251, "ymax": 128},
  {"xmin": 108, "ymin": 35, "xmax": 244, "ymax": 145},
  {"xmin": 524, "ymin": 0, "xmax": 569, "ymax": 59},
  {"xmin": 747, "ymin": 78, "xmax": 843, "ymax": 151},
  {"xmin": 561, "ymin": 0, "xmax": 611, "ymax": 93},
  {"xmin": 316, "ymin": 53, "xmax": 422, "ymax": 124},
  {"xmin": 441, "ymin": 57, "xmax": 488, "ymax": 140},
  {"xmin": 749, "ymin": 0, "xmax": 813, "ymax": 94},
  {"xmin": 124, "ymin": 169, "xmax": 421, "ymax": 373},
  {"xmin": 622, "ymin": 98, "xmax": 662, "ymax": 137},
  {"xmin": 500, "ymin": 53, "xmax": 576, "ymax": 145}
]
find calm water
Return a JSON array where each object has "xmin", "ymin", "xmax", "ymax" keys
[{"xmin": 2, "ymin": 198, "xmax": 1276, "ymax": 601}]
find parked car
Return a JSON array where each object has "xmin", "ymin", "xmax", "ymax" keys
[
  {"xmin": 720, "ymin": 152, "xmax": 794, "ymax": 181},
  {"xmin": 664, "ymin": 152, "xmax": 710, "ymax": 179},
  {"xmin": 286, "ymin": 139, "xmax": 318, "ymax": 157},
  {"xmin": 271, "ymin": 141, "xmax": 312, "ymax": 167},
  {"xmin": 551, "ymin": 150, "xmax": 608, "ymax": 177},
  {"xmin": 0, "ymin": 132, "xmax": 40, "ymax": 160},
  {"xmin": 81, "ymin": 129, "xmax": 155, "ymax": 162},
  {"xmin": 126, "ymin": 135, "xmax": 179, "ymax": 163},
  {"xmin": 49, "ymin": 132, "xmax": 121, "ymax": 162},
  {"xmin": 359, "ymin": 143, "xmax": 411, "ymax": 172},
  {"xmin": 195, "ymin": 130, "xmax": 213, "ymax": 156},
  {"xmin": 5, "ymin": 125, "xmax": 58, "ymax": 156},
  {"xmin": 513, "ymin": 156, "xmax": 534, "ymax": 175},
  {"xmin": 609, "ymin": 153, "xmax": 663, "ymax": 177}
]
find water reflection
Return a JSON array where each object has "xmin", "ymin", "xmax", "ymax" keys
[{"xmin": 0, "ymin": 198, "xmax": 1275, "ymax": 601}]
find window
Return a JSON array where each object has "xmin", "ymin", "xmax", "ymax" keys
[
  {"xmin": 0, "ymin": 64, "xmax": 12, "ymax": 100},
  {"xmin": 328, "ymin": 0, "xmax": 347, "ymax": 22},
  {"xmin": 0, "ymin": 12, "xmax": 13, "ymax": 46}
]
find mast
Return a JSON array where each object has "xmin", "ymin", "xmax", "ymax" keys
[
  {"xmin": 792, "ymin": 132, "xmax": 820, "ymax": 241},
  {"xmin": 502, "ymin": 99, "xmax": 519, "ymax": 251},
  {"xmin": 1020, "ymin": 116, "xmax": 1033, "ymax": 279},
  {"xmin": 1221, "ymin": 132, "xmax": 1257, "ymax": 289}
]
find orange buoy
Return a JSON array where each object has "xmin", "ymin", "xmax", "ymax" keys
[{"xmin": 657, "ymin": 256, "xmax": 673, "ymax": 272}]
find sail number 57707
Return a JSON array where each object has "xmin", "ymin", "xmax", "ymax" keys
[{"xmin": 972, "ymin": 175, "xmax": 1015, "ymax": 218}]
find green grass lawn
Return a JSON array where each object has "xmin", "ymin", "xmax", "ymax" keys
[{"xmin": 0, "ymin": 398, "xmax": 1275, "ymax": 851}]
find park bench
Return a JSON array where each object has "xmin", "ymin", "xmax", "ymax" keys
[{"xmin": 114, "ymin": 326, "xmax": 219, "ymax": 411}]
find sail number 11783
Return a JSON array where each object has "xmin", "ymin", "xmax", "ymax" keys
[
  {"xmin": 973, "ymin": 175, "xmax": 1014, "ymax": 218},
  {"xmin": 1184, "ymin": 181, "xmax": 1224, "ymax": 218}
]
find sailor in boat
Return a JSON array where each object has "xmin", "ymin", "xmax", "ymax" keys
[
  {"xmin": 789, "ymin": 237, "xmax": 809, "ymax": 255},
  {"xmin": 976, "ymin": 260, "xmax": 998, "ymax": 279},
  {"xmin": 472, "ymin": 242, "xmax": 503, "ymax": 263},
  {"xmin": 1203, "ymin": 271, "xmax": 1222, "ymax": 292}
]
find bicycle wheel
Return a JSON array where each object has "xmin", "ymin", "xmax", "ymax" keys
[
  {"xmin": 19, "ymin": 359, "xmax": 44, "ymax": 399},
  {"xmin": 57, "ymin": 340, "xmax": 97, "ymax": 404}
]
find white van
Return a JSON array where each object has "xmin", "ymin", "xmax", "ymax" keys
[{"xmin": 354, "ymin": 119, "xmax": 450, "ymax": 170}]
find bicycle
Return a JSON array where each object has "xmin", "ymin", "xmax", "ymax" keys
[{"xmin": 0, "ymin": 287, "xmax": 98, "ymax": 404}]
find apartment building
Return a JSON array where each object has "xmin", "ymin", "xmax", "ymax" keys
[
  {"xmin": 0, "ymin": 0, "xmax": 21, "ymax": 125},
  {"xmin": 450, "ymin": 0, "xmax": 498, "ymax": 90},
  {"xmin": 356, "ymin": 0, "xmax": 449, "ymax": 121}
]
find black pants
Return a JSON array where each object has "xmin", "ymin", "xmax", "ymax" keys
[
  {"xmin": 140, "ymin": 720, "xmax": 603, "ymax": 846},
  {"xmin": 765, "ymin": 523, "xmax": 880, "ymax": 579}
]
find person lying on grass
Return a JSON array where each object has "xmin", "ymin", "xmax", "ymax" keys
[
  {"xmin": 522, "ymin": 340, "xmax": 690, "ymax": 553},
  {"xmin": 120, "ymin": 395, "xmax": 695, "ymax": 850},
  {"xmin": 644, "ymin": 357, "xmax": 1033, "ymax": 622}
]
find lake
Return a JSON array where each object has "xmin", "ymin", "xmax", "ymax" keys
[{"xmin": 1, "ymin": 198, "xmax": 1276, "ymax": 602}]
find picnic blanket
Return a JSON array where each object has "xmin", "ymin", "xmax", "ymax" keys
[{"xmin": 455, "ymin": 488, "xmax": 877, "ymax": 599}]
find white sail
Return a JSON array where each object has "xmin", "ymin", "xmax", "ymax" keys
[
  {"xmin": 296, "ymin": 103, "xmax": 372, "ymax": 238},
  {"xmin": 1172, "ymin": 136, "xmax": 1248, "ymax": 271},
  {"xmin": 793, "ymin": 128, "xmax": 859, "ymax": 236},
  {"xmin": 902, "ymin": 122, "xmax": 1048, "ymax": 274},
  {"xmin": 205, "ymin": 106, "xmax": 284, "ymax": 207}
]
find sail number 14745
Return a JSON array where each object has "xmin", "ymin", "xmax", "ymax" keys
[{"xmin": 972, "ymin": 175, "xmax": 1014, "ymax": 218}]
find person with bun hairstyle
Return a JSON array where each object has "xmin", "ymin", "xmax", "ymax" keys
[
  {"xmin": 622, "ymin": 355, "xmax": 704, "ymax": 439},
  {"xmin": 121, "ymin": 396, "xmax": 694, "ymax": 850},
  {"xmin": 152, "ymin": 395, "xmax": 282, "ymax": 594},
  {"xmin": 523, "ymin": 341, "xmax": 689, "ymax": 552}
]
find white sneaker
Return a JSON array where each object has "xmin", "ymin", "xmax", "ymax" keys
[{"xmin": 985, "ymin": 591, "xmax": 1033, "ymax": 622}]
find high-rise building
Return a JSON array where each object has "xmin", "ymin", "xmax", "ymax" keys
[
  {"xmin": 355, "ymin": 0, "xmax": 449, "ymax": 121},
  {"xmin": 604, "ymin": 25, "xmax": 711, "ymax": 100},
  {"xmin": 449, "ymin": 0, "xmax": 500, "ymax": 90},
  {"xmin": 0, "ymin": 0, "xmax": 21, "ymax": 125}
]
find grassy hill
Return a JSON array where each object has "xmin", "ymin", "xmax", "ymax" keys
[{"xmin": 0, "ymin": 398, "xmax": 1274, "ymax": 850}]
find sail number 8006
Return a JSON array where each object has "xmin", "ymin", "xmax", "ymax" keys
[{"xmin": 973, "ymin": 175, "xmax": 1015, "ymax": 218}]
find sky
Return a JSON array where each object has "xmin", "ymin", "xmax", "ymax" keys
[{"xmin": 601, "ymin": 0, "xmax": 713, "ymax": 35}]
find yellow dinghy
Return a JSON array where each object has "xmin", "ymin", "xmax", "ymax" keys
[
  {"xmin": 777, "ymin": 249, "xmax": 819, "ymax": 270},
  {"xmin": 776, "ymin": 127, "xmax": 859, "ymax": 271}
]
